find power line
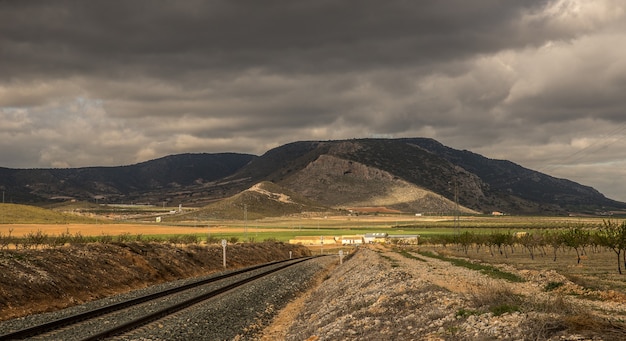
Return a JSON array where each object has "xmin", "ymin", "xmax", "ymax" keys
[{"xmin": 539, "ymin": 121, "xmax": 626, "ymax": 174}]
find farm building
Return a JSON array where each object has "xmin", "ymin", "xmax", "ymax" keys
[
  {"xmin": 340, "ymin": 235, "xmax": 364, "ymax": 245},
  {"xmin": 364, "ymin": 233, "xmax": 388, "ymax": 243}
]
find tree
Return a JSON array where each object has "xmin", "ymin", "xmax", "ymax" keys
[
  {"xmin": 562, "ymin": 227, "xmax": 589, "ymax": 264},
  {"xmin": 597, "ymin": 220, "xmax": 626, "ymax": 274},
  {"xmin": 544, "ymin": 230, "xmax": 564, "ymax": 262}
]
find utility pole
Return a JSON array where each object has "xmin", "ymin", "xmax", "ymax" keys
[
  {"xmin": 454, "ymin": 180, "xmax": 460, "ymax": 235},
  {"xmin": 243, "ymin": 204, "xmax": 248, "ymax": 241},
  {"xmin": 449, "ymin": 178, "xmax": 460, "ymax": 235}
]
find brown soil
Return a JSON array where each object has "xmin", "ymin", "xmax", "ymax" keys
[{"xmin": 0, "ymin": 241, "xmax": 310, "ymax": 321}]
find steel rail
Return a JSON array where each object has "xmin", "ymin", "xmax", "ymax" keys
[
  {"xmin": 82, "ymin": 257, "xmax": 312, "ymax": 340},
  {"xmin": 0, "ymin": 257, "xmax": 310, "ymax": 340}
]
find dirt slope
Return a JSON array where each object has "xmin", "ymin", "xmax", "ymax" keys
[
  {"xmin": 264, "ymin": 245, "xmax": 626, "ymax": 340},
  {"xmin": 0, "ymin": 242, "xmax": 310, "ymax": 321}
]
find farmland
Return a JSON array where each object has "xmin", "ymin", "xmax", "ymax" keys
[
  {"xmin": 3, "ymin": 202, "xmax": 626, "ymax": 339},
  {"xmin": 3, "ymin": 202, "xmax": 626, "ymax": 292},
  {"xmin": 1, "ymin": 201, "xmax": 623, "ymax": 244}
]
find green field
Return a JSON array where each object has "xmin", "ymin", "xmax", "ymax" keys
[
  {"xmin": 1, "ymin": 202, "xmax": 623, "ymax": 243},
  {"xmin": 152, "ymin": 214, "xmax": 623, "ymax": 243},
  {"xmin": 0, "ymin": 203, "xmax": 98, "ymax": 224}
]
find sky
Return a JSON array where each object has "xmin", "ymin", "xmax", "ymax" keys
[{"xmin": 2, "ymin": 1, "xmax": 626, "ymax": 201}]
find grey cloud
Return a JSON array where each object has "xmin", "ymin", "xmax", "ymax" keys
[
  {"xmin": 2, "ymin": 0, "xmax": 626, "ymax": 201},
  {"xmin": 0, "ymin": 0, "xmax": 560, "ymax": 82}
]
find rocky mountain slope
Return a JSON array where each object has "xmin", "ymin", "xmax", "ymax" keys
[
  {"xmin": 230, "ymin": 138, "xmax": 625, "ymax": 215},
  {"xmin": 1, "ymin": 138, "xmax": 624, "ymax": 215}
]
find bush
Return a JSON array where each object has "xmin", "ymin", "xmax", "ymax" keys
[
  {"xmin": 468, "ymin": 285, "xmax": 523, "ymax": 315},
  {"xmin": 98, "ymin": 234, "xmax": 113, "ymax": 244},
  {"xmin": 544, "ymin": 281, "xmax": 564, "ymax": 292},
  {"xmin": 207, "ymin": 236, "xmax": 220, "ymax": 244},
  {"xmin": 490, "ymin": 303, "xmax": 521, "ymax": 316},
  {"xmin": 116, "ymin": 232, "xmax": 133, "ymax": 243},
  {"xmin": 0, "ymin": 228, "xmax": 14, "ymax": 250},
  {"xmin": 181, "ymin": 234, "xmax": 199, "ymax": 244},
  {"xmin": 50, "ymin": 229, "xmax": 72, "ymax": 248},
  {"xmin": 25, "ymin": 230, "xmax": 48, "ymax": 249},
  {"xmin": 71, "ymin": 232, "xmax": 86, "ymax": 245}
]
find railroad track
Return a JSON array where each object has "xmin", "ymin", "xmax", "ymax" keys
[{"xmin": 0, "ymin": 257, "xmax": 315, "ymax": 340}]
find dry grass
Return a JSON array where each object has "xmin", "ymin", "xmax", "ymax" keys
[
  {"xmin": 429, "ymin": 245, "xmax": 626, "ymax": 296},
  {"xmin": 565, "ymin": 313, "xmax": 626, "ymax": 339},
  {"xmin": 468, "ymin": 283, "xmax": 626, "ymax": 340},
  {"xmin": 467, "ymin": 286, "xmax": 524, "ymax": 316}
]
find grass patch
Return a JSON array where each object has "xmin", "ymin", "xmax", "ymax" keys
[
  {"xmin": 490, "ymin": 303, "xmax": 521, "ymax": 316},
  {"xmin": 0, "ymin": 203, "xmax": 97, "ymax": 224},
  {"xmin": 394, "ymin": 248, "xmax": 427, "ymax": 262},
  {"xmin": 544, "ymin": 281, "xmax": 564, "ymax": 292},
  {"xmin": 524, "ymin": 312, "xmax": 626, "ymax": 341},
  {"xmin": 378, "ymin": 253, "xmax": 400, "ymax": 267},
  {"xmin": 417, "ymin": 250, "xmax": 525, "ymax": 283},
  {"xmin": 565, "ymin": 274, "xmax": 603, "ymax": 291},
  {"xmin": 456, "ymin": 308, "xmax": 480, "ymax": 317}
]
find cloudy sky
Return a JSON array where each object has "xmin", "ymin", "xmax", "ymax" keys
[{"xmin": 2, "ymin": 1, "xmax": 626, "ymax": 201}]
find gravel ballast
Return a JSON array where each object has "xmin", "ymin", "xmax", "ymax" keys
[
  {"xmin": 117, "ymin": 256, "xmax": 335, "ymax": 340},
  {"xmin": 0, "ymin": 256, "xmax": 335, "ymax": 340}
]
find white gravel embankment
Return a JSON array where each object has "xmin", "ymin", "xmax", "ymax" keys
[{"xmin": 271, "ymin": 246, "xmax": 625, "ymax": 341}]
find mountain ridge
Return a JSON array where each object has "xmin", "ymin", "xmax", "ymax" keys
[{"xmin": 0, "ymin": 138, "xmax": 623, "ymax": 215}]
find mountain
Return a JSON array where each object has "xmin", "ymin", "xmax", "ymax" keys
[
  {"xmin": 226, "ymin": 138, "xmax": 626, "ymax": 215},
  {"xmin": 0, "ymin": 153, "xmax": 256, "ymax": 205},
  {"xmin": 1, "ymin": 138, "xmax": 624, "ymax": 215}
]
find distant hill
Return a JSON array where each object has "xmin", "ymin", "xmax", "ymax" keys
[
  {"xmin": 0, "ymin": 153, "xmax": 255, "ymax": 205},
  {"xmin": 169, "ymin": 181, "xmax": 330, "ymax": 220},
  {"xmin": 1, "ymin": 138, "xmax": 624, "ymax": 215},
  {"xmin": 0, "ymin": 203, "xmax": 97, "ymax": 224}
]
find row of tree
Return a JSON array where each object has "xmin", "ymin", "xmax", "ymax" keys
[
  {"xmin": 0, "ymin": 229, "xmax": 242, "ymax": 250},
  {"xmin": 424, "ymin": 220, "xmax": 626, "ymax": 274}
]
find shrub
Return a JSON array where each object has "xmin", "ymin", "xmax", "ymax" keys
[
  {"xmin": 206, "ymin": 236, "xmax": 220, "ymax": 244},
  {"xmin": 71, "ymin": 232, "xmax": 86, "ymax": 245},
  {"xmin": 116, "ymin": 232, "xmax": 133, "ymax": 243},
  {"xmin": 490, "ymin": 303, "xmax": 521, "ymax": 316},
  {"xmin": 468, "ymin": 285, "xmax": 523, "ymax": 316},
  {"xmin": 0, "ymin": 228, "xmax": 14, "ymax": 250},
  {"xmin": 26, "ymin": 230, "xmax": 48, "ymax": 249},
  {"xmin": 456, "ymin": 308, "xmax": 479, "ymax": 317},
  {"xmin": 544, "ymin": 281, "xmax": 565, "ymax": 292},
  {"xmin": 181, "ymin": 234, "xmax": 200, "ymax": 245},
  {"xmin": 98, "ymin": 234, "xmax": 113, "ymax": 244},
  {"xmin": 50, "ymin": 229, "xmax": 72, "ymax": 248}
]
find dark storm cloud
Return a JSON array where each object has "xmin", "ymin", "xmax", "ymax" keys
[
  {"xmin": 1, "ymin": 0, "xmax": 626, "ymax": 200},
  {"xmin": 0, "ymin": 0, "xmax": 551, "ymax": 80}
]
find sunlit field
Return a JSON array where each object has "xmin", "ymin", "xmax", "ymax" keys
[
  {"xmin": 3, "ymin": 203, "xmax": 626, "ymax": 295},
  {"xmin": 0, "ymin": 202, "xmax": 622, "ymax": 243}
]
